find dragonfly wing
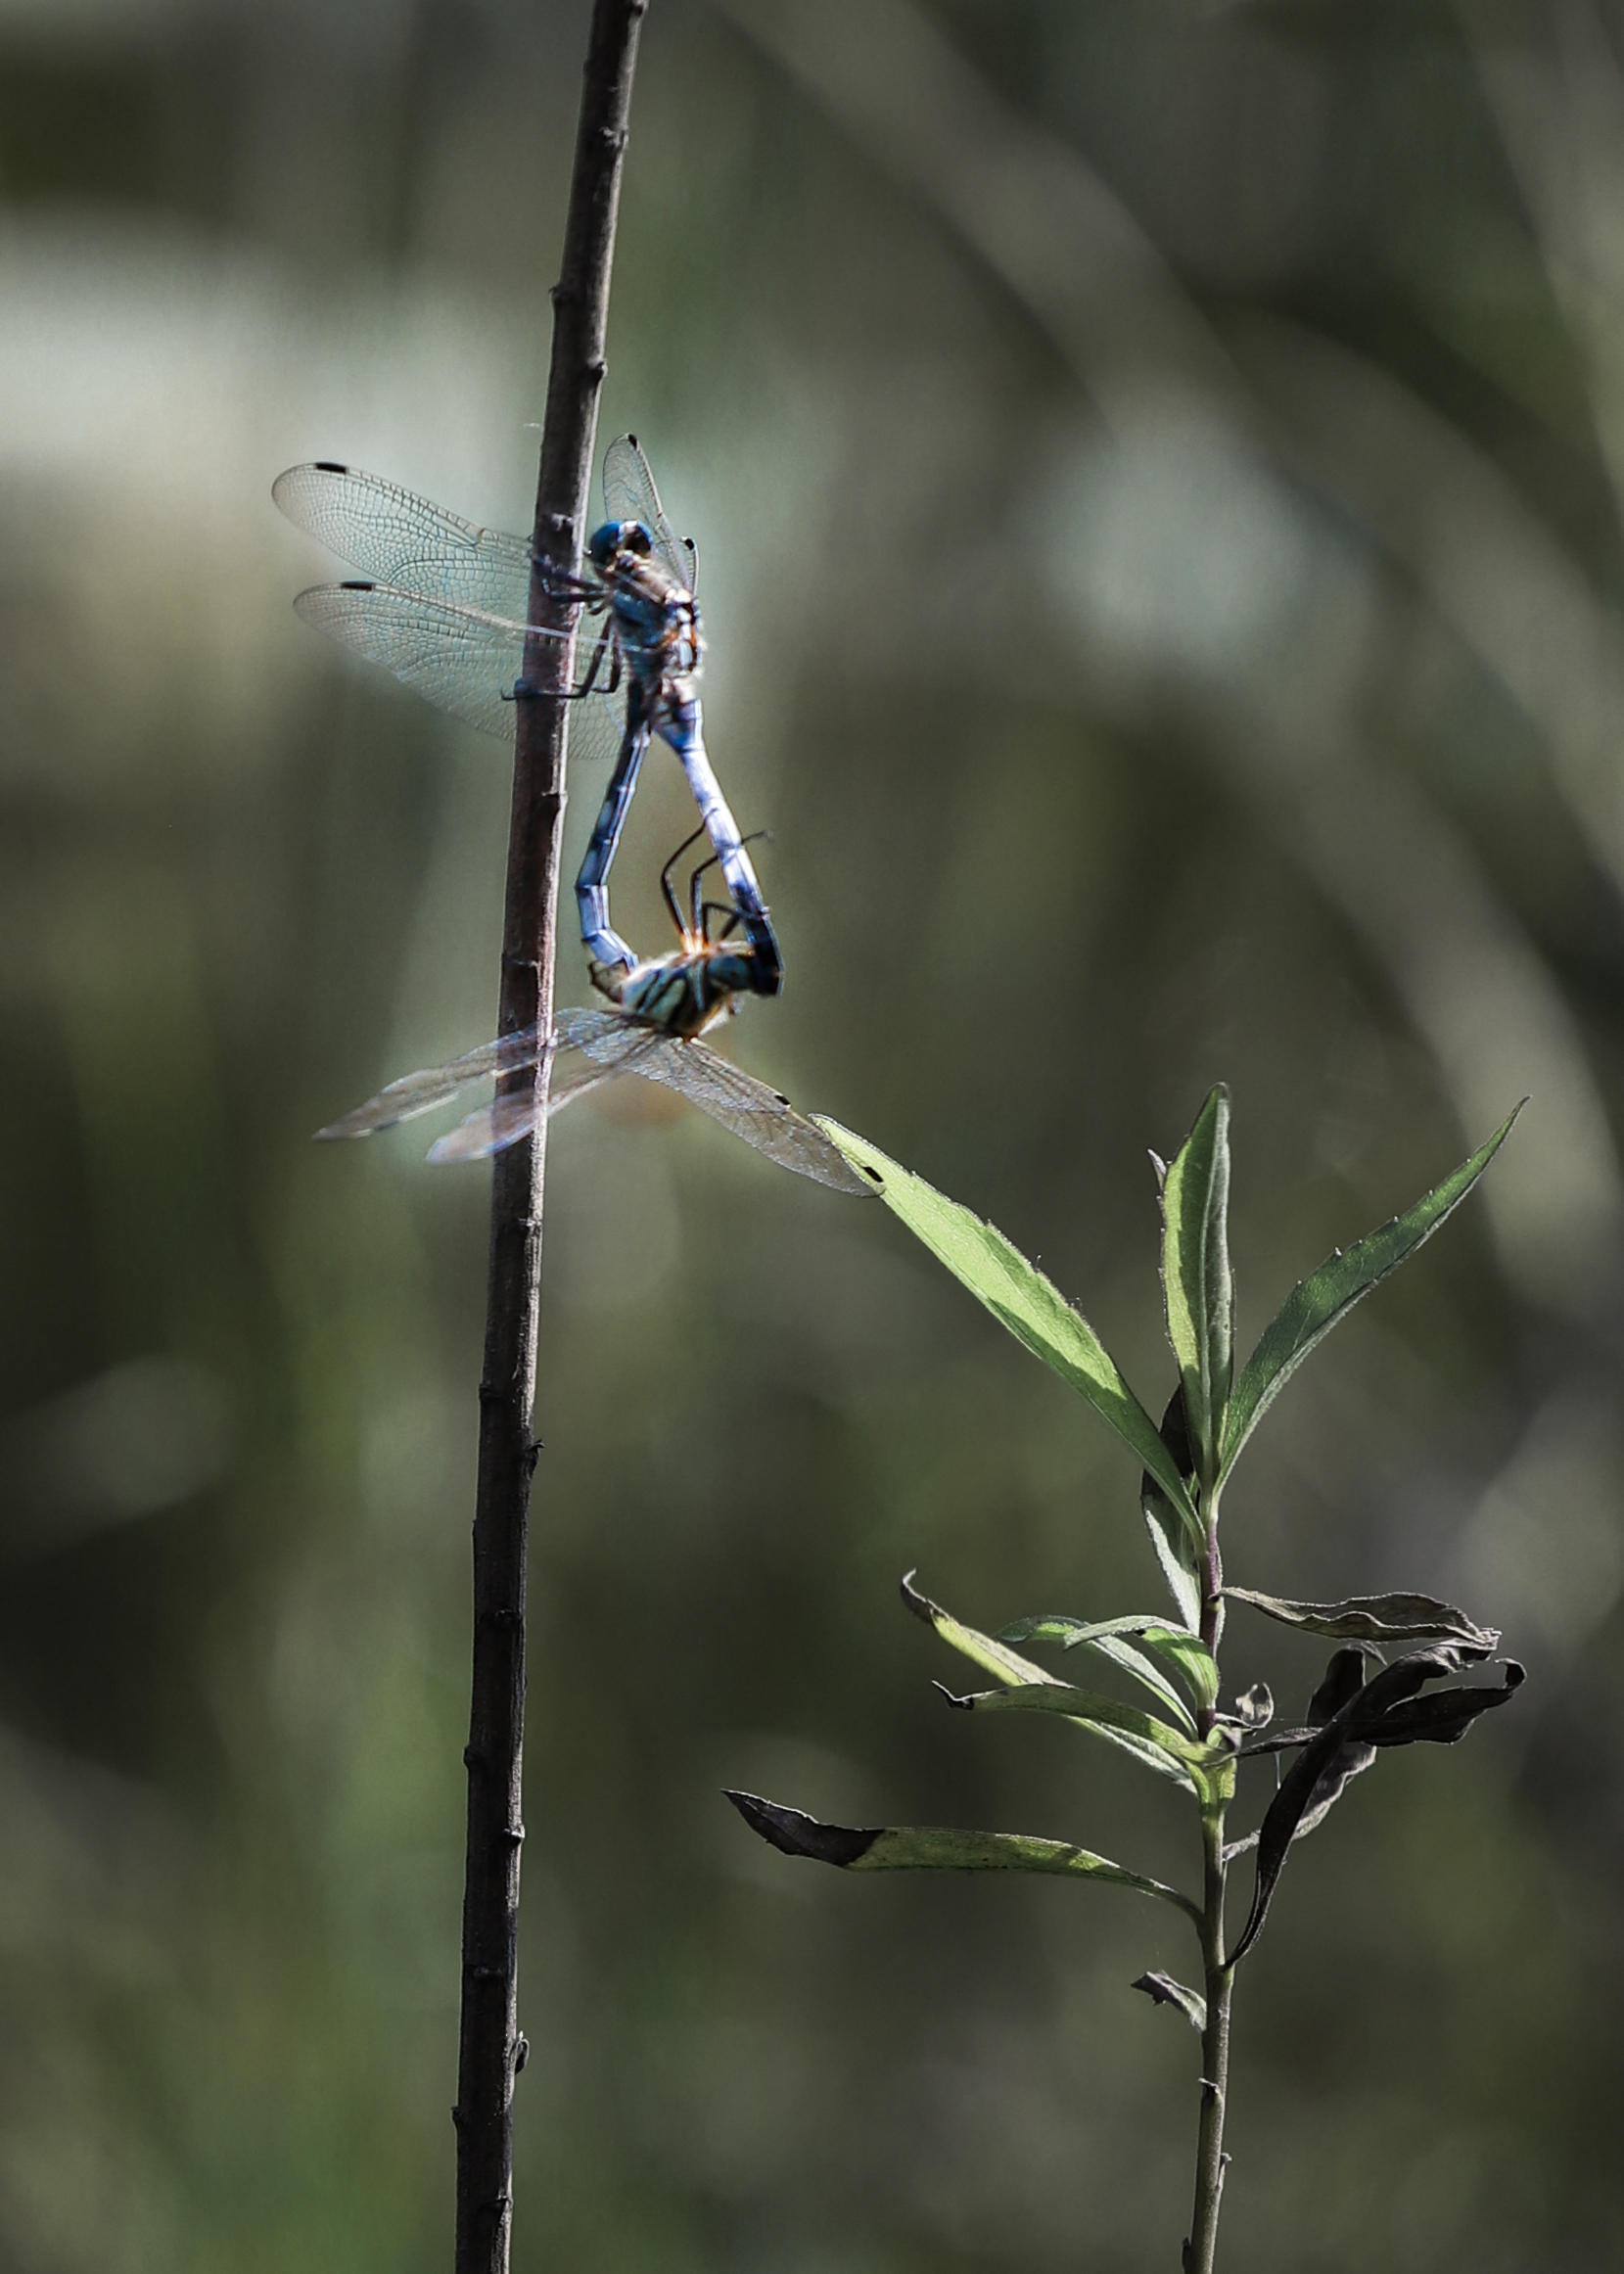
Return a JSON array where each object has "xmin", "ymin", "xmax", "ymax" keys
[
  {"xmin": 429, "ymin": 1035, "xmax": 622, "ymax": 1162},
  {"xmin": 315, "ymin": 1025, "xmax": 544, "ymax": 1139},
  {"xmin": 296, "ymin": 583, "xmax": 629, "ymax": 754},
  {"xmin": 567, "ymin": 686, "xmax": 630, "ymax": 769},
  {"xmin": 294, "ymin": 583, "xmax": 534, "ymax": 739},
  {"xmin": 601, "ymin": 435, "xmax": 693, "ymax": 594},
  {"xmin": 273, "ymin": 462, "xmax": 541, "ymax": 615},
  {"xmin": 575, "ymin": 1018, "xmax": 875, "ymax": 1195},
  {"xmin": 427, "ymin": 1087, "xmax": 539, "ymax": 1163}
]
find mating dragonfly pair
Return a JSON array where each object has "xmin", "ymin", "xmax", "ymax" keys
[{"xmin": 276, "ymin": 438, "xmax": 867, "ymax": 1197}]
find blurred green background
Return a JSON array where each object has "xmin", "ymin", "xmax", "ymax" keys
[{"xmin": 1, "ymin": 0, "xmax": 1621, "ymax": 2266}]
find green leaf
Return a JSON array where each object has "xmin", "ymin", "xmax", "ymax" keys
[
  {"xmin": 1000, "ymin": 1612, "xmax": 1219, "ymax": 1716},
  {"xmin": 1219, "ymin": 1108, "xmax": 1522, "ymax": 1479},
  {"xmin": 903, "ymin": 1573, "xmax": 1064, "ymax": 1691},
  {"xmin": 818, "ymin": 1122, "xmax": 1200, "ymax": 1530},
  {"xmin": 1159, "ymin": 1087, "xmax": 1232, "ymax": 1491},
  {"xmin": 724, "ymin": 1792, "xmax": 1201, "ymax": 1922},
  {"xmin": 1225, "ymin": 1587, "xmax": 1501, "ymax": 1650},
  {"xmin": 904, "ymin": 1576, "xmax": 1199, "ymax": 1790},
  {"xmin": 941, "ymin": 1677, "xmax": 1220, "ymax": 1774},
  {"xmin": 1132, "ymin": 1972, "xmax": 1208, "ymax": 2031},
  {"xmin": 1142, "ymin": 1472, "xmax": 1203, "ymax": 1629}
]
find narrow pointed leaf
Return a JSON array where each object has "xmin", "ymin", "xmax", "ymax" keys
[
  {"xmin": 1142, "ymin": 1472, "xmax": 1204, "ymax": 1628},
  {"xmin": 942, "ymin": 1678, "xmax": 1218, "ymax": 1771},
  {"xmin": 1141, "ymin": 1386, "xmax": 1206, "ymax": 1621},
  {"xmin": 1220, "ymin": 1108, "xmax": 1521, "ymax": 1479},
  {"xmin": 1225, "ymin": 1586, "xmax": 1500, "ymax": 1650},
  {"xmin": 998, "ymin": 1614, "xmax": 1194, "ymax": 1726},
  {"xmin": 902, "ymin": 1573, "xmax": 1063, "ymax": 1690},
  {"xmin": 1132, "ymin": 1972, "xmax": 1207, "ymax": 2031},
  {"xmin": 725, "ymin": 1792, "xmax": 1201, "ymax": 1921},
  {"xmin": 1160, "ymin": 1086, "xmax": 1233, "ymax": 1490},
  {"xmin": 819, "ymin": 1122, "xmax": 1199, "ymax": 1529},
  {"xmin": 904, "ymin": 1576, "xmax": 1196, "ymax": 1786},
  {"xmin": 1230, "ymin": 1643, "xmax": 1524, "ymax": 1964},
  {"xmin": 999, "ymin": 1612, "xmax": 1218, "ymax": 1716}
]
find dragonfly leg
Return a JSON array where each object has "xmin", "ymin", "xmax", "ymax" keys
[
  {"xmin": 676, "ymin": 830, "xmax": 770, "ymax": 938},
  {"xmin": 699, "ymin": 903, "xmax": 743, "ymax": 944},
  {"xmin": 575, "ymin": 709, "xmax": 651, "ymax": 969},
  {"xmin": 659, "ymin": 822, "xmax": 714, "ymax": 942},
  {"xmin": 658, "ymin": 694, "xmax": 783, "ymax": 996}
]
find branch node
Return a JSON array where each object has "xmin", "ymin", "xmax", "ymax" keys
[
  {"xmin": 501, "ymin": 1823, "xmax": 527, "ymax": 1847},
  {"xmin": 514, "ymin": 2033, "xmax": 530, "ymax": 2073}
]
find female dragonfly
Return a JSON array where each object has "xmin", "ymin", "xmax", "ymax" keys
[
  {"xmin": 272, "ymin": 436, "xmax": 782, "ymax": 992},
  {"xmin": 315, "ymin": 832, "xmax": 865, "ymax": 1193}
]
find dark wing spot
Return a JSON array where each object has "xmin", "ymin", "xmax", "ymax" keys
[
  {"xmin": 340, "ymin": 580, "xmax": 377, "ymax": 591},
  {"xmin": 626, "ymin": 431, "xmax": 638, "ymax": 447},
  {"xmin": 313, "ymin": 460, "xmax": 349, "ymax": 474}
]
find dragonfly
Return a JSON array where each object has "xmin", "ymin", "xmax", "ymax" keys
[
  {"xmin": 315, "ymin": 833, "xmax": 867, "ymax": 1194},
  {"xmin": 272, "ymin": 436, "xmax": 783, "ymax": 992}
]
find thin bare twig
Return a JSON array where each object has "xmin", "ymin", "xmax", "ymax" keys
[{"xmin": 454, "ymin": 8, "xmax": 647, "ymax": 2272}]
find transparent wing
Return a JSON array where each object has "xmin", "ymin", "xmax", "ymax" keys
[
  {"xmin": 559, "ymin": 1008, "xmax": 874, "ymax": 1194},
  {"xmin": 293, "ymin": 581, "xmax": 626, "ymax": 763},
  {"xmin": 314, "ymin": 1025, "xmax": 545, "ymax": 1139},
  {"xmin": 273, "ymin": 462, "xmax": 545, "ymax": 615},
  {"xmin": 601, "ymin": 435, "xmax": 694, "ymax": 594},
  {"xmin": 319, "ymin": 1007, "xmax": 871, "ymax": 1194},
  {"xmin": 428, "ymin": 1033, "xmax": 626, "ymax": 1162}
]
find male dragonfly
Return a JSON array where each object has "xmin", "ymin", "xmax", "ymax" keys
[
  {"xmin": 272, "ymin": 436, "xmax": 783, "ymax": 991},
  {"xmin": 315, "ymin": 833, "xmax": 863, "ymax": 1193}
]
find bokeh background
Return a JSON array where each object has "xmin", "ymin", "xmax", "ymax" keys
[{"xmin": 2, "ymin": 0, "xmax": 1622, "ymax": 2266}]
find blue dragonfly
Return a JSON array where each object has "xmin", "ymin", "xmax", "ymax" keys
[
  {"xmin": 272, "ymin": 436, "xmax": 782, "ymax": 991},
  {"xmin": 315, "ymin": 832, "xmax": 864, "ymax": 1193}
]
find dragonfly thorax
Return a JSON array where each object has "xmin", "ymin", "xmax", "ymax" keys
[{"xmin": 593, "ymin": 941, "xmax": 760, "ymax": 1038}]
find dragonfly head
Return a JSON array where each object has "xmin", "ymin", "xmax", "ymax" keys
[{"xmin": 588, "ymin": 518, "xmax": 654, "ymax": 574}]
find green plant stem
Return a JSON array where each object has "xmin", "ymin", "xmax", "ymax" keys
[
  {"xmin": 1185, "ymin": 1505, "xmax": 1231, "ymax": 2274},
  {"xmin": 1184, "ymin": 1810, "xmax": 1232, "ymax": 2274}
]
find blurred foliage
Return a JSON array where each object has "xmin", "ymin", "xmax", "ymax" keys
[{"xmin": 2, "ymin": 0, "xmax": 1624, "ymax": 2267}]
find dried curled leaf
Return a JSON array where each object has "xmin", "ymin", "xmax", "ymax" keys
[
  {"xmin": 1230, "ymin": 1643, "xmax": 1524, "ymax": 1965},
  {"xmin": 1132, "ymin": 1972, "xmax": 1208, "ymax": 2032},
  {"xmin": 1226, "ymin": 1586, "xmax": 1500, "ymax": 1650}
]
